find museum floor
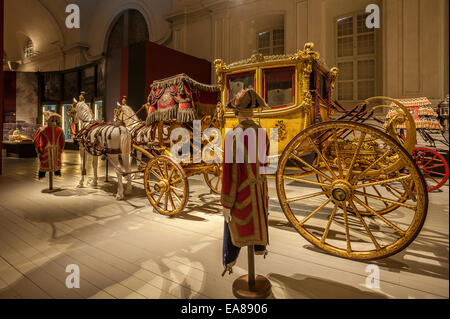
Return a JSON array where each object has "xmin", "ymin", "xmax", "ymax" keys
[{"xmin": 0, "ymin": 150, "xmax": 448, "ymax": 299}]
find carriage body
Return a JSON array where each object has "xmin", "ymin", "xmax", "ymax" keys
[{"xmin": 215, "ymin": 42, "xmax": 337, "ymax": 155}]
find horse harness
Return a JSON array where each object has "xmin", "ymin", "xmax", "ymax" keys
[{"xmin": 74, "ymin": 121, "xmax": 124, "ymax": 156}]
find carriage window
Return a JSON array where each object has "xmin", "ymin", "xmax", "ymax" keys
[
  {"xmin": 263, "ymin": 67, "xmax": 295, "ymax": 108},
  {"xmin": 319, "ymin": 74, "xmax": 329, "ymax": 100},
  {"xmin": 227, "ymin": 72, "xmax": 256, "ymax": 103}
]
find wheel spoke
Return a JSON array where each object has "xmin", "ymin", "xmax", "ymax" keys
[
  {"xmin": 363, "ymin": 187, "xmax": 369, "ymax": 206},
  {"xmin": 163, "ymin": 161, "xmax": 168, "ymax": 178},
  {"xmin": 321, "ymin": 203, "xmax": 338, "ymax": 243},
  {"xmin": 354, "ymin": 190, "xmax": 416, "ymax": 210},
  {"xmin": 383, "ymin": 184, "xmax": 404, "ymax": 196},
  {"xmin": 167, "ymin": 167, "xmax": 175, "ymax": 181},
  {"xmin": 348, "ymin": 199, "xmax": 381, "ymax": 250},
  {"xmin": 168, "ymin": 190, "xmax": 176, "ymax": 209},
  {"xmin": 290, "ymin": 151, "xmax": 334, "ymax": 182},
  {"xmin": 283, "ymin": 175, "xmax": 332, "ymax": 188},
  {"xmin": 215, "ymin": 175, "xmax": 220, "ymax": 189},
  {"xmin": 164, "ymin": 192, "xmax": 168, "ymax": 211},
  {"xmin": 345, "ymin": 132, "xmax": 366, "ymax": 181},
  {"xmin": 171, "ymin": 177, "xmax": 183, "ymax": 185},
  {"xmin": 355, "ymin": 175, "xmax": 411, "ymax": 189},
  {"xmin": 425, "ymin": 164, "xmax": 445, "ymax": 169},
  {"xmin": 171, "ymin": 186, "xmax": 184, "ymax": 193},
  {"xmin": 342, "ymin": 203, "xmax": 352, "ymax": 253},
  {"xmin": 171, "ymin": 188, "xmax": 182, "ymax": 202},
  {"xmin": 426, "ymin": 175, "xmax": 440, "ymax": 184},
  {"xmin": 423, "ymin": 155, "xmax": 438, "ymax": 167},
  {"xmin": 155, "ymin": 191, "xmax": 164, "ymax": 205},
  {"xmin": 307, "ymin": 137, "xmax": 338, "ymax": 179},
  {"xmin": 286, "ymin": 191, "xmax": 327, "ymax": 203},
  {"xmin": 332, "ymin": 129, "xmax": 344, "ymax": 178},
  {"xmin": 353, "ymin": 196, "xmax": 405, "ymax": 235},
  {"xmin": 424, "ymin": 170, "xmax": 446, "ymax": 177},
  {"xmin": 156, "ymin": 161, "xmax": 165, "ymax": 179},
  {"xmin": 150, "ymin": 168, "xmax": 163, "ymax": 180},
  {"xmin": 299, "ymin": 198, "xmax": 332, "ymax": 226}
]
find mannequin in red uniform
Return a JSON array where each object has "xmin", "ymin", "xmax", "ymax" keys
[
  {"xmin": 33, "ymin": 112, "xmax": 65, "ymax": 179},
  {"xmin": 221, "ymin": 89, "xmax": 270, "ymax": 275}
]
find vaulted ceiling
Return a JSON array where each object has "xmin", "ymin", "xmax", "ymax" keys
[{"xmin": 3, "ymin": 0, "xmax": 173, "ymax": 65}]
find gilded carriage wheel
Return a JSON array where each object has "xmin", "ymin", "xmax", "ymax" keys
[
  {"xmin": 203, "ymin": 164, "xmax": 223, "ymax": 194},
  {"xmin": 144, "ymin": 156, "xmax": 189, "ymax": 216},
  {"xmin": 276, "ymin": 121, "xmax": 428, "ymax": 260}
]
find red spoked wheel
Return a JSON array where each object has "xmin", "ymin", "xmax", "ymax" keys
[{"xmin": 412, "ymin": 147, "xmax": 449, "ymax": 192}]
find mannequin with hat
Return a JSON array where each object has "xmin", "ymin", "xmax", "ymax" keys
[
  {"xmin": 220, "ymin": 89, "xmax": 272, "ymax": 298},
  {"xmin": 33, "ymin": 111, "xmax": 65, "ymax": 192}
]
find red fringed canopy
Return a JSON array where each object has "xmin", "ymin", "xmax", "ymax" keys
[{"xmin": 146, "ymin": 74, "xmax": 220, "ymax": 125}]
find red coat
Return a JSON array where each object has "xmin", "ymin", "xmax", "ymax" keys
[
  {"xmin": 221, "ymin": 120, "xmax": 269, "ymax": 247},
  {"xmin": 33, "ymin": 125, "xmax": 65, "ymax": 171}
]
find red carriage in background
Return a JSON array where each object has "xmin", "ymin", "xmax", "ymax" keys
[{"xmin": 385, "ymin": 97, "xmax": 449, "ymax": 191}]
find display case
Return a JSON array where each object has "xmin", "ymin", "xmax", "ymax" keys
[
  {"xmin": 61, "ymin": 102, "xmax": 74, "ymax": 142},
  {"xmin": 94, "ymin": 99, "xmax": 104, "ymax": 121},
  {"xmin": 41, "ymin": 103, "xmax": 58, "ymax": 125},
  {"xmin": 2, "ymin": 122, "xmax": 41, "ymax": 157}
]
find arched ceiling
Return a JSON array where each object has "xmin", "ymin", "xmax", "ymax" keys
[
  {"xmin": 4, "ymin": 0, "xmax": 174, "ymax": 64},
  {"xmin": 4, "ymin": 0, "xmax": 66, "ymax": 61}
]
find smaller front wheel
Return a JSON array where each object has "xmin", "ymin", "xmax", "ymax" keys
[
  {"xmin": 144, "ymin": 156, "xmax": 189, "ymax": 216},
  {"xmin": 203, "ymin": 164, "xmax": 222, "ymax": 194}
]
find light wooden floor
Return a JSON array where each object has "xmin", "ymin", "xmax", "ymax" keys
[{"xmin": 0, "ymin": 150, "xmax": 448, "ymax": 299}]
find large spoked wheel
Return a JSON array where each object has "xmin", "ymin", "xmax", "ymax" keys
[
  {"xmin": 203, "ymin": 164, "xmax": 222, "ymax": 194},
  {"xmin": 144, "ymin": 156, "xmax": 189, "ymax": 216},
  {"xmin": 276, "ymin": 121, "xmax": 428, "ymax": 260},
  {"xmin": 412, "ymin": 147, "xmax": 449, "ymax": 192}
]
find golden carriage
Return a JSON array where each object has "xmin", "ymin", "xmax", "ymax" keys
[
  {"xmin": 133, "ymin": 74, "xmax": 224, "ymax": 216},
  {"xmin": 139, "ymin": 43, "xmax": 427, "ymax": 261}
]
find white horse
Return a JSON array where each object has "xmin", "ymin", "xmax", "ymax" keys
[
  {"xmin": 69, "ymin": 98, "xmax": 132, "ymax": 200},
  {"xmin": 114, "ymin": 102, "xmax": 164, "ymax": 165}
]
